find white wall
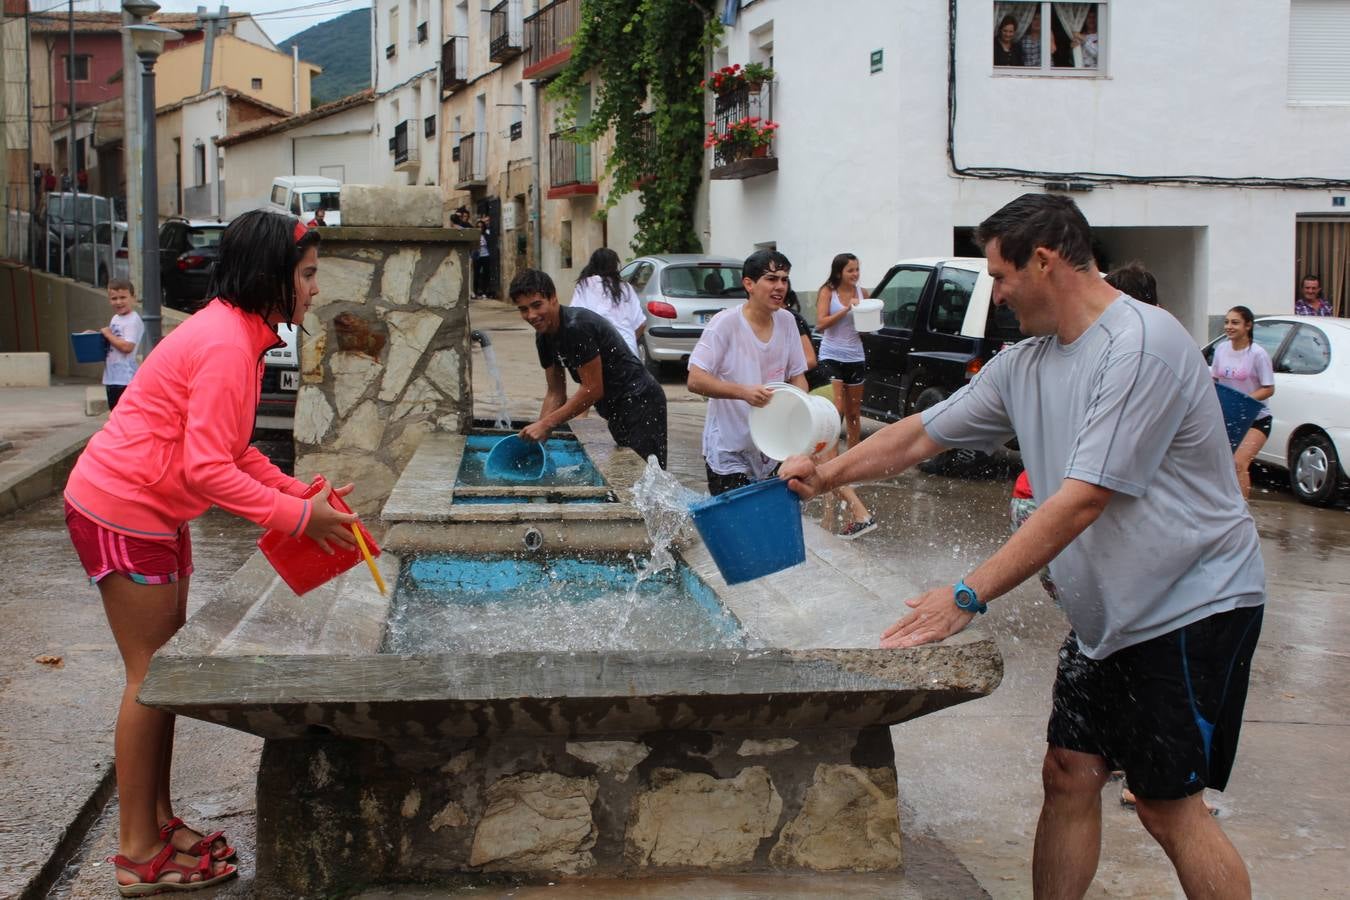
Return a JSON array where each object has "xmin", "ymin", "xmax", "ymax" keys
[
  {"xmin": 372, "ymin": 0, "xmax": 442, "ymax": 186},
  {"xmin": 711, "ymin": 0, "xmax": 1350, "ymax": 340},
  {"xmin": 179, "ymin": 95, "xmax": 227, "ymax": 218}
]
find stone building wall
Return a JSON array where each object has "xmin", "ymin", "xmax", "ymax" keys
[{"xmin": 292, "ymin": 215, "xmax": 475, "ymax": 519}]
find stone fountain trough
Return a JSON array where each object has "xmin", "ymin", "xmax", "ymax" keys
[{"xmin": 139, "ymin": 420, "xmax": 1003, "ymax": 895}]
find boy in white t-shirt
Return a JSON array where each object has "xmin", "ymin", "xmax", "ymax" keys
[
  {"xmin": 687, "ymin": 249, "xmax": 808, "ymax": 495},
  {"xmin": 101, "ymin": 279, "xmax": 143, "ymax": 411}
]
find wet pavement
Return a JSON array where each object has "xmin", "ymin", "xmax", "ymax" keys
[{"xmin": 6, "ymin": 296, "xmax": 1349, "ymax": 898}]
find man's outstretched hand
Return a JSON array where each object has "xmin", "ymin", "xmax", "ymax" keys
[
  {"xmin": 880, "ymin": 585, "xmax": 976, "ymax": 649},
  {"xmin": 779, "ymin": 455, "xmax": 826, "ymax": 500}
]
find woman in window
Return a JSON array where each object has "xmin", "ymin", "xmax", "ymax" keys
[
  {"xmin": 993, "ymin": 14, "xmax": 1024, "ymax": 66},
  {"xmin": 569, "ymin": 247, "xmax": 646, "ymax": 357},
  {"xmin": 1211, "ymin": 305, "xmax": 1275, "ymax": 500}
]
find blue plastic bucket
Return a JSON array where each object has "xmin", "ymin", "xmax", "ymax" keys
[
  {"xmin": 484, "ymin": 434, "xmax": 555, "ymax": 482},
  {"xmin": 70, "ymin": 331, "xmax": 108, "ymax": 364},
  {"xmin": 689, "ymin": 477, "xmax": 804, "ymax": 585},
  {"xmin": 1215, "ymin": 384, "xmax": 1265, "ymax": 451}
]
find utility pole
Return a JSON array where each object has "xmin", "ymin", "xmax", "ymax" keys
[
  {"xmin": 197, "ymin": 4, "xmax": 228, "ymax": 94},
  {"xmin": 66, "ymin": 0, "xmax": 76, "ymax": 181},
  {"xmin": 122, "ymin": 1, "xmax": 150, "ymax": 297}
]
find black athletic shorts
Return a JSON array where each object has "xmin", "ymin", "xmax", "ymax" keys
[
  {"xmin": 819, "ymin": 358, "xmax": 867, "ymax": 386},
  {"xmin": 1251, "ymin": 415, "xmax": 1272, "ymax": 437},
  {"xmin": 604, "ymin": 385, "xmax": 668, "ymax": 469},
  {"xmin": 1047, "ymin": 604, "xmax": 1263, "ymax": 800}
]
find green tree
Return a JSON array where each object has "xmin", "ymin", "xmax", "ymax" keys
[{"xmin": 548, "ymin": 0, "xmax": 722, "ymax": 255}]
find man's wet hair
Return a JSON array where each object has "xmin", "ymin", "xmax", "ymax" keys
[
  {"xmin": 509, "ymin": 268, "xmax": 557, "ymax": 302},
  {"xmin": 743, "ymin": 248, "xmax": 791, "ymax": 282},
  {"xmin": 975, "ymin": 193, "xmax": 1095, "ymax": 272},
  {"xmin": 207, "ymin": 209, "xmax": 319, "ymax": 323},
  {"xmin": 1104, "ymin": 261, "xmax": 1158, "ymax": 306}
]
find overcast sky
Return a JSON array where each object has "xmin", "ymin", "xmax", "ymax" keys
[{"xmin": 30, "ymin": 0, "xmax": 371, "ymax": 45}]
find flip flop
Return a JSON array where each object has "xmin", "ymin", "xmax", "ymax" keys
[{"xmin": 159, "ymin": 817, "xmax": 236, "ymax": 862}]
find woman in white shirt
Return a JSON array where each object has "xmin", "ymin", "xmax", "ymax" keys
[
  {"xmin": 569, "ymin": 248, "xmax": 646, "ymax": 357},
  {"xmin": 1210, "ymin": 305, "xmax": 1275, "ymax": 500}
]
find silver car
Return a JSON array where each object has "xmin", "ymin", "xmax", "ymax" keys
[
  {"xmin": 620, "ymin": 253, "xmax": 747, "ymax": 376},
  {"xmin": 65, "ymin": 221, "xmax": 130, "ymax": 286}
]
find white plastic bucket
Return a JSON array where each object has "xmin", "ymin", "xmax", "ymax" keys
[
  {"xmin": 750, "ymin": 383, "xmax": 841, "ymax": 460},
  {"xmin": 851, "ymin": 298, "xmax": 884, "ymax": 332}
]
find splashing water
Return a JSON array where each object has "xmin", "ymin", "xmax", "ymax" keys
[
  {"xmin": 478, "ymin": 342, "xmax": 512, "ymax": 430},
  {"xmin": 629, "ymin": 456, "xmax": 706, "ymax": 581}
]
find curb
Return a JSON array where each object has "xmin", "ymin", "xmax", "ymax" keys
[
  {"xmin": 16, "ymin": 765, "xmax": 117, "ymax": 900},
  {"xmin": 0, "ymin": 419, "xmax": 102, "ymax": 517}
]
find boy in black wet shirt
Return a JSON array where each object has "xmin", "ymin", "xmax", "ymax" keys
[{"xmin": 511, "ymin": 268, "xmax": 668, "ymax": 468}]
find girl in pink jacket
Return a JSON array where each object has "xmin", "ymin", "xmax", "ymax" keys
[{"xmin": 64, "ymin": 210, "xmax": 357, "ymax": 894}]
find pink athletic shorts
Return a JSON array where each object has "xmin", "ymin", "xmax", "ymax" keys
[{"xmin": 65, "ymin": 501, "xmax": 193, "ymax": 586}]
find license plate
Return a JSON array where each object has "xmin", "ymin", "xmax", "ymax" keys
[
  {"xmin": 280, "ymin": 370, "xmax": 299, "ymax": 391},
  {"xmin": 696, "ymin": 312, "xmax": 714, "ymax": 324}
]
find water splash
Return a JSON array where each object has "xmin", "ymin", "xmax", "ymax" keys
[
  {"xmin": 629, "ymin": 455, "xmax": 705, "ymax": 580},
  {"xmin": 478, "ymin": 342, "xmax": 512, "ymax": 430}
]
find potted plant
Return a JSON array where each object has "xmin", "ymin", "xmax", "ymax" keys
[
  {"xmin": 705, "ymin": 117, "xmax": 779, "ymax": 163},
  {"xmin": 741, "ymin": 61, "xmax": 775, "ymax": 91},
  {"xmin": 700, "ymin": 63, "xmax": 746, "ymax": 96}
]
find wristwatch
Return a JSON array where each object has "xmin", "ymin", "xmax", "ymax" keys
[{"xmin": 954, "ymin": 580, "xmax": 987, "ymax": 615}]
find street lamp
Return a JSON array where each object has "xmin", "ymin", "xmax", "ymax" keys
[{"xmin": 123, "ymin": 16, "xmax": 179, "ymax": 348}]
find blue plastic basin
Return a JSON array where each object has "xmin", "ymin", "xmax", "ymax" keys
[
  {"xmin": 689, "ymin": 478, "xmax": 804, "ymax": 585},
  {"xmin": 484, "ymin": 435, "xmax": 556, "ymax": 482},
  {"xmin": 1215, "ymin": 384, "xmax": 1265, "ymax": 451},
  {"xmin": 70, "ymin": 331, "xmax": 108, "ymax": 364}
]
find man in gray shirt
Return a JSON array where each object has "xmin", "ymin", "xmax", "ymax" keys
[{"xmin": 781, "ymin": 194, "xmax": 1264, "ymax": 900}]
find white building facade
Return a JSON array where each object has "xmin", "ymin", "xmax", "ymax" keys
[
  {"xmin": 708, "ymin": 0, "xmax": 1350, "ymax": 339},
  {"xmin": 372, "ymin": 0, "xmax": 443, "ymax": 187}
]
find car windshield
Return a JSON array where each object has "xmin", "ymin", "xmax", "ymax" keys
[
  {"xmin": 187, "ymin": 227, "xmax": 224, "ymax": 249},
  {"xmin": 660, "ymin": 265, "xmax": 745, "ymax": 299},
  {"xmin": 300, "ymin": 191, "xmax": 340, "ymax": 213}
]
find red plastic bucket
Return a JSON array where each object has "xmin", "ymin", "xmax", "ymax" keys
[{"xmin": 257, "ymin": 476, "xmax": 380, "ymax": 596}]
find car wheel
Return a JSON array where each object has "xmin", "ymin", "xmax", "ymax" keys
[
  {"xmin": 638, "ymin": 337, "xmax": 664, "ymax": 380},
  {"xmin": 1289, "ymin": 431, "xmax": 1342, "ymax": 506}
]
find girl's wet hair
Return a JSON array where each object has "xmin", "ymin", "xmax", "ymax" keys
[
  {"xmin": 578, "ymin": 247, "xmax": 625, "ymax": 304},
  {"xmin": 207, "ymin": 209, "xmax": 320, "ymax": 323}
]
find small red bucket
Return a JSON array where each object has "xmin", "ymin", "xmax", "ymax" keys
[{"xmin": 257, "ymin": 476, "xmax": 380, "ymax": 596}]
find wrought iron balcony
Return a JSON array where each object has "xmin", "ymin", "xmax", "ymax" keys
[
  {"xmin": 393, "ymin": 120, "xmax": 419, "ymax": 170},
  {"xmin": 490, "ymin": 0, "xmax": 524, "ymax": 62},
  {"xmin": 441, "ymin": 35, "xmax": 468, "ymax": 97},
  {"xmin": 708, "ymin": 81, "xmax": 778, "ymax": 180},
  {"xmin": 547, "ymin": 127, "xmax": 597, "ymax": 198},
  {"xmin": 456, "ymin": 131, "xmax": 486, "ymax": 188},
  {"xmin": 523, "ymin": 0, "xmax": 578, "ymax": 79}
]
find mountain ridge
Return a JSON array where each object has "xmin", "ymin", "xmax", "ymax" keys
[{"xmin": 280, "ymin": 8, "xmax": 371, "ymax": 107}]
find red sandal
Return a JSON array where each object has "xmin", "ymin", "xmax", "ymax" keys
[
  {"xmin": 159, "ymin": 817, "xmax": 236, "ymax": 862},
  {"xmin": 107, "ymin": 842, "xmax": 237, "ymax": 897}
]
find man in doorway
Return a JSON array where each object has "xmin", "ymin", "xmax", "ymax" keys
[
  {"xmin": 687, "ymin": 249, "xmax": 808, "ymax": 495},
  {"xmin": 782, "ymin": 194, "xmax": 1265, "ymax": 900},
  {"xmin": 1294, "ymin": 274, "xmax": 1332, "ymax": 316},
  {"xmin": 512, "ymin": 268, "xmax": 667, "ymax": 468}
]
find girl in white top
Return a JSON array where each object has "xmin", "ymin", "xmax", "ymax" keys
[
  {"xmin": 815, "ymin": 253, "xmax": 870, "ymax": 451},
  {"xmin": 569, "ymin": 248, "xmax": 646, "ymax": 357},
  {"xmin": 1210, "ymin": 304, "xmax": 1275, "ymax": 500}
]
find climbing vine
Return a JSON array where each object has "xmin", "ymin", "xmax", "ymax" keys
[{"xmin": 548, "ymin": 0, "xmax": 722, "ymax": 255}]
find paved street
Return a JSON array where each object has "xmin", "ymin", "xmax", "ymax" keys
[{"xmin": 4, "ymin": 296, "xmax": 1348, "ymax": 898}]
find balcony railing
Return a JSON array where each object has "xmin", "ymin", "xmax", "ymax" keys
[
  {"xmin": 523, "ymin": 0, "xmax": 578, "ymax": 78},
  {"xmin": 441, "ymin": 35, "xmax": 468, "ymax": 97},
  {"xmin": 416, "ymin": 21, "xmax": 428, "ymax": 43},
  {"xmin": 490, "ymin": 0, "xmax": 524, "ymax": 62},
  {"xmin": 393, "ymin": 120, "xmax": 420, "ymax": 170},
  {"xmin": 456, "ymin": 131, "xmax": 486, "ymax": 187},
  {"xmin": 548, "ymin": 127, "xmax": 597, "ymax": 197},
  {"xmin": 709, "ymin": 81, "xmax": 778, "ymax": 180}
]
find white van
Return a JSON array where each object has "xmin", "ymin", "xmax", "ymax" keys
[{"xmin": 268, "ymin": 176, "xmax": 342, "ymax": 225}]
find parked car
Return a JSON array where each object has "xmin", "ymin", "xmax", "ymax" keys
[
  {"xmin": 859, "ymin": 257, "xmax": 1024, "ymax": 421},
  {"xmin": 1202, "ymin": 315, "xmax": 1350, "ymax": 505},
  {"xmin": 268, "ymin": 175, "xmax": 342, "ymax": 225},
  {"xmin": 259, "ymin": 322, "xmax": 299, "ymax": 415},
  {"xmin": 65, "ymin": 221, "xmax": 129, "ymax": 286},
  {"xmin": 619, "ymin": 254, "xmax": 747, "ymax": 376},
  {"xmin": 159, "ymin": 217, "xmax": 227, "ymax": 311},
  {"xmin": 42, "ymin": 192, "xmax": 115, "ymax": 270}
]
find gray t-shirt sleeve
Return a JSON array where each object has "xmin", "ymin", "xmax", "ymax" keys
[
  {"xmin": 1062, "ymin": 352, "xmax": 1188, "ymax": 497},
  {"xmin": 919, "ymin": 353, "xmax": 1016, "ymax": 452}
]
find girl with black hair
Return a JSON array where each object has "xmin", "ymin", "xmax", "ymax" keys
[
  {"xmin": 569, "ymin": 247, "xmax": 646, "ymax": 357},
  {"xmin": 1212, "ymin": 305, "xmax": 1275, "ymax": 499},
  {"xmin": 63, "ymin": 209, "xmax": 358, "ymax": 895}
]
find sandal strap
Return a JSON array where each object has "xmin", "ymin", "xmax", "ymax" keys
[
  {"xmin": 107, "ymin": 842, "xmax": 212, "ymax": 886},
  {"xmin": 188, "ymin": 829, "xmax": 230, "ymax": 857},
  {"xmin": 157, "ymin": 816, "xmax": 187, "ymax": 841}
]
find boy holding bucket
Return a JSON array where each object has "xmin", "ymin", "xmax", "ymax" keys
[
  {"xmin": 102, "ymin": 278, "xmax": 143, "ymax": 411},
  {"xmin": 512, "ymin": 268, "xmax": 669, "ymax": 468},
  {"xmin": 688, "ymin": 249, "xmax": 808, "ymax": 495}
]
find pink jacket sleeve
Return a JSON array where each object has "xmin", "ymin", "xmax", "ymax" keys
[
  {"xmin": 236, "ymin": 446, "xmax": 311, "ymax": 497},
  {"xmin": 181, "ymin": 345, "xmax": 313, "ymax": 535}
]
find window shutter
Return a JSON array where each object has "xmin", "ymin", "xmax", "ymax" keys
[{"xmin": 1289, "ymin": 0, "xmax": 1350, "ymax": 103}]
